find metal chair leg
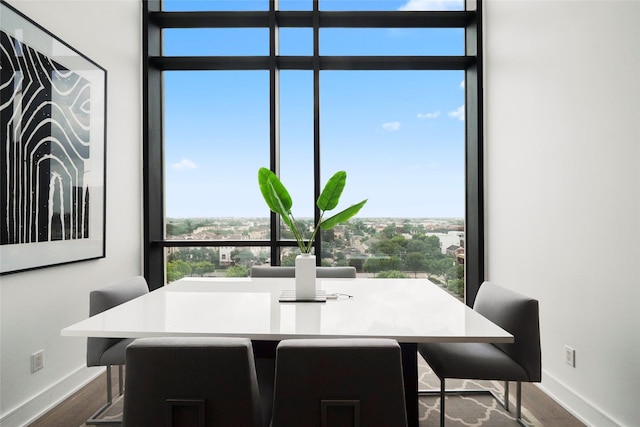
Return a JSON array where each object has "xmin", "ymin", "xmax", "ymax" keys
[
  {"xmin": 118, "ymin": 365, "xmax": 124, "ymax": 395},
  {"xmin": 86, "ymin": 365, "xmax": 123, "ymax": 425},
  {"xmin": 516, "ymin": 381, "xmax": 526, "ymax": 426},
  {"xmin": 106, "ymin": 365, "xmax": 113, "ymax": 403},
  {"xmin": 504, "ymin": 381, "xmax": 509, "ymax": 411},
  {"xmin": 440, "ymin": 379, "xmax": 445, "ymax": 427}
]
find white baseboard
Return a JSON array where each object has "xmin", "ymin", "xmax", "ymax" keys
[
  {"xmin": 539, "ymin": 370, "xmax": 622, "ymax": 427},
  {"xmin": 0, "ymin": 366, "xmax": 102, "ymax": 427}
]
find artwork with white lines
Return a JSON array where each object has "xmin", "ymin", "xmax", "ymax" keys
[{"xmin": 1, "ymin": 30, "xmax": 92, "ymax": 245}]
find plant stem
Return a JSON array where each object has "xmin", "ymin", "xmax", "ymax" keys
[
  {"xmin": 287, "ymin": 213, "xmax": 307, "ymax": 253},
  {"xmin": 305, "ymin": 212, "xmax": 325, "ymax": 254}
]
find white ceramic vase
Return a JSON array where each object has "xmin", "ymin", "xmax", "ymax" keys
[{"xmin": 295, "ymin": 253, "xmax": 317, "ymax": 300}]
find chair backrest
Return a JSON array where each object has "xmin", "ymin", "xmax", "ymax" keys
[
  {"xmin": 473, "ymin": 281, "xmax": 541, "ymax": 382},
  {"xmin": 251, "ymin": 266, "xmax": 295, "ymax": 278},
  {"xmin": 86, "ymin": 276, "xmax": 149, "ymax": 367},
  {"xmin": 271, "ymin": 338, "xmax": 407, "ymax": 427},
  {"xmin": 123, "ymin": 337, "xmax": 263, "ymax": 427},
  {"xmin": 251, "ymin": 266, "xmax": 356, "ymax": 278},
  {"xmin": 317, "ymin": 266, "xmax": 356, "ymax": 278}
]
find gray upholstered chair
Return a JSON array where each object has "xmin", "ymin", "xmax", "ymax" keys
[
  {"xmin": 250, "ymin": 266, "xmax": 357, "ymax": 425},
  {"xmin": 251, "ymin": 266, "xmax": 356, "ymax": 278},
  {"xmin": 86, "ymin": 276, "xmax": 149, "ymax": 425},
  {"xmin": 418, "ymin": 282, "xmax": 541, "ymax": 427},
  {"xmin": 122, "ymin": 337, "xmax": 263, "ymax": 427},
  {"xmin": 271, "ymin": 338, "xmax": 407, "ymax": 427}
]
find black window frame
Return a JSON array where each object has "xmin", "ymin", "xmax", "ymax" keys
[{"xmin": 142, "ymin": 0, "xmax": 484, "ymax": 307}]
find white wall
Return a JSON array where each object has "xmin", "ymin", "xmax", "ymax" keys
[
  {"xmin": 0, "ymin": 1, "xmax": 142, "ymax": 425},
  {"xmin": 484, "ymin": 1, "xmax": 640, "ymax": 426}
]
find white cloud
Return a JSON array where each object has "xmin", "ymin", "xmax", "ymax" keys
[
  {"xmin": 382, "ymin": 122, "xmax": 401, "ymax": 131},
  {"xmin": 460, "ymin": 80, "xmax": 465, "ymax": 89},
  {"xmin": 448, "ymin": 105, "xmax": 465, "ymax": 121},
  {"xmin": 417, "ymin": 111, "xmax": 441, "ymax": 120},
  {"xmin": 171, "ymin": 158, "xmax": 198, "ymax": 171},
  {"xmin": 399, "ymin": 0, "xmax": 464, "ymax": 11}
]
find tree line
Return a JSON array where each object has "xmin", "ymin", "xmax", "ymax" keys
[{"xmin": 165, "ymin": 222, "xmax": 465, "ymax": 298}]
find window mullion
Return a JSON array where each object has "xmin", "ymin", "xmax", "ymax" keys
[
  {"xmin": 269, "ymin": 0, "xmax": 282, "ymax": 264},
  {"xmin": 312, "ymin": 0, "xmax": 321, "ymax": 262}
]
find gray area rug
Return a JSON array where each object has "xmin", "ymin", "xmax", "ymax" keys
[
  {"xmin": 418, "ymin": 355, "xmax": 541, "ymax": 426},
  {"xmin": 84, "ymin": 356, "xmax": 541, "ymax": 426}
]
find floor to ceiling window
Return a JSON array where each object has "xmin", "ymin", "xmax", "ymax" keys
[{"xmin": 144, "ymin": 0, "xmax": 484, "ymax": 305}]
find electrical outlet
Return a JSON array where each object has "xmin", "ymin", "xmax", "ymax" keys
[
  {"xmin": 564, "ymin": 345, "xmax": 575, "ymax": 367},
  {"xmin": 31, "ymin": 350, "xmax": 44, "ymax": 373}
]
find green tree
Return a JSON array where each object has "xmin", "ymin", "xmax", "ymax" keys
[
  {"xmin": 348, "ymin": 258, "xmax": 364, "ymax": 272},
  {"xmin": 322, "ymin": 228, "xmax": 335, "ymax": 243},
  {"xmin": 381, "ymin": 224, "xmax": 397, "ymax": 239},
  {"xmin": 364, "ymin": 258, "xmax": 383, "ymax": 276},
  {"xmin": 281, "ymin": 252, "xmax": 298, "ymax": 266},
  {"xmin": 425, "ymin": 257, "xmax": 451, "ymax": 280},
  {"xmin": 448, "ymin": 279, "xmax": 464, "ymax": 298},
  {"xmin": 446, "ymin": 263, "xmax": 464, "ymax": 282},
  {"xmin": 173, "ymin": 259, "xmax": 192, "ymax": 277},
  {"xmin": 380, "ymin": 256, "xmax": 401, "ymax": 272},
  {"xmin": 424, "ymin": 235, "xmax": 442, "ymax": 255},
  {"xmin": 193, "ymin": 261, "xmax": 215, "ymax": 276},
  {"xmin": 405, "ymin": 252, "xmax": 426, "ymax": 278},
  {"xmin": 226, "ymin": 265, "xmax": 249, "ymax": 277},
  {"xmin": 406, "ymin": 238, "xmax": 428, "ymax": 254},
  {"xmin": 370, "ymin": 239, "xmax": 402, "ymax": 257},
  {"xmin": 377, "ymin": 270, "xmax": 408, "ymax": 278},
  {"xmin": 166, "ymin": 261, "xmax": 185, "ymax": 283},
  {"xmin": 231, "ymin": 248, "xmax": 255, "ymax": 267},
  {"xmin": 321, "ymin": 246, "xmax": 333, "ymax": 259},
  {"xmin": 169, "ymin": 247, "xmax": 219, "ymax": 266}
]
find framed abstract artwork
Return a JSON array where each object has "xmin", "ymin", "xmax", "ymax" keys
[{"xmin": 1, "ymin": 1, "xmax": 106, "ymax": 274}]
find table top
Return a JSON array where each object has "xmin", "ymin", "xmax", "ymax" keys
[{"xmin": 61, "ymin": 277, "xmax": 513, "ymax": 344}]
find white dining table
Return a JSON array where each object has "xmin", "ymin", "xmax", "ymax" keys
[{"xmin": 62, "ymin": 277, "xmax": 512, "ymax": 427}]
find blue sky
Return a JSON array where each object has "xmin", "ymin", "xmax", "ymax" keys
[
  {"xmin": 163, "ymin": 0, "xmax": 466, "ymax": 219},
  {"xmin": 163, "ymin": 1, "xmax": 465, "ymax": 12}
]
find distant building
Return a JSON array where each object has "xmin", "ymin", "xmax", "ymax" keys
[
  {"xmin": 446, "ymin": 245, "xmax": 461, "ymax": 257},
  {"xmin": 446, "ymin": 245, "xmax": 465, "ymax": 265},
  {"xmin": 426, "ymin": 231, "xmax": 464, "ymax": 254},
  {"xmin": 219, "ymin": 247, "xmax": 233, "ymax": 266}
]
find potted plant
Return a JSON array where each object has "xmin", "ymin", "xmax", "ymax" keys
[{"xmin": 258, "ymin": 167, "xmax": 367, "ymax": 299}]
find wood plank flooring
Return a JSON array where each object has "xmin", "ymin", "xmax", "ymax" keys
[
  {"xmin": 520, "ymin": 382, "xmax": 585, "ymax": 426},
  {"xmin": 28, "ymin": 368, "xmax": 120, "ymax": 427},
  {"xmin": 28, "ymin": 368, "xmax": 585, "ymax": 427}
]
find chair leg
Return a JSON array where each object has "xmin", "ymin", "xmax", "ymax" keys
[
  {"xmin": 106, "ymin": 365, "xmax": 113, "ymax": 404},
  {"xmin": 440, "ymin": 378, "xmax": 445, "ymax": 427},
  {"xmin": 516, "ymin": 381, "xmax": 524, "ymax": 425},
  {"xmin": 86, "ymin": 365, "xmax": 123, "ymax": 425},
  {"xmin": 503, "ymin": 381, "xmax": 509, "ymax": 411},
  {"xmin": 118, "ymin": 365, "xmax": 124, "ymax": 395}
]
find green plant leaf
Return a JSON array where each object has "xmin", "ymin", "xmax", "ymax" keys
[
  {"xmin": 319, "ymin": 199, "xmax": 367, "ymax": 230},
  {"xmin": 279, "ymin": 212, "xmax": 297, "ymax": 238},
  {"xmin": 258, "ymin": 167, "xmax": 292, "ymax": 216},
  {"xmin": 258, "ymin": 168, "xmax": 302, "ymax": 249},
  {"xmin": 267, "ymin": 177, "xmax": 292, "ymax": 216},
  {"xmin": 317, "ymin": 171, "xmax": 346, "ymax": 212}
]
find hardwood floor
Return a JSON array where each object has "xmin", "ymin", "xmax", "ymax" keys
[
  {"xmin": 28, "ymin": 368, "xmax": 120, "ymax": 427},
  {"xmin": 521, "ymin": 382, "xmax": 585, "ymax": 426}
]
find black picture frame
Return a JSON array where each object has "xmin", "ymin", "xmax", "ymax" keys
[{"xmin": 1, "ymin": 0, "xmax": 107, "ymax": 275}]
